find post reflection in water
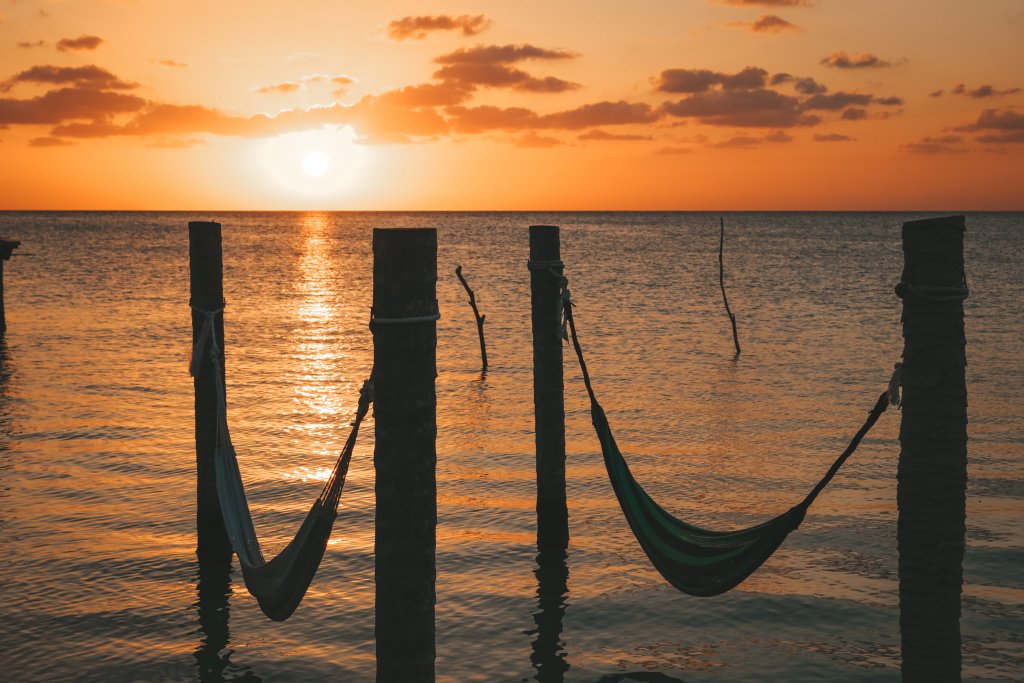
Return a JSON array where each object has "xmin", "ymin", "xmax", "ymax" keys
[
  {"xmin": 192, "ymin": 561, "xmax": 261, "ymax": 682},
  {"xmin": 528, "ymin": 548, "xmax": 570, "ymax": 682}
]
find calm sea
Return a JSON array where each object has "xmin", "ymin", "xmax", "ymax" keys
[{"xmin": 0, "ymin": 212, "xmax": 1020, "ymax": 682}]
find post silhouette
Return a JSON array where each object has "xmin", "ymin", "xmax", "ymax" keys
[
  {"xmin": 0, "ymin": 239, "xmax": 21, "ymax": 334},
  {"xmin": 455, "ymin": 265, "xmax": 488, "ymax": 371},
  {"xmin": 529, "ymin": 225, "xmax": 569, "ymax": 553},
  {"xmin": 896, "ymin": 215, "xmax": 968, "ymax": 682},
  {"xmin": 529, "ymin": 549, "xmax": 570, "ymax": 682},
  {"xmin": 372, "ymin": 228, "xmax": 437, "ymax": 683},
  {"xmin": 189, "ymin": 221, "xmax": 232, "ymax": 565}
]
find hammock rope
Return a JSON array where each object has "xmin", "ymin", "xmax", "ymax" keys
[
  {"xmin": 556, "ymin": 279, "xmax": 892, "ymax": 596},
  {"xmin": 191, "ymin": 304, "xmax": 372, "ymax": 621}
]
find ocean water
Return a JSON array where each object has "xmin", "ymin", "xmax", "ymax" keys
[{"xmin": 0, "ymin": 211, "xmax": 1020, "ymax": 682}]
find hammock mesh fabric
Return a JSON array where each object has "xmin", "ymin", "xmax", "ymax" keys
[
  {"xmin": 561, "ymin": 285, "xmax": 890, "ymax": 596},
  {"xmin": 192, "ymin": 307, "xmax": 372, "ymax": 621}
]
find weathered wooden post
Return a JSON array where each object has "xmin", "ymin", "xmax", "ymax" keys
[
  {"xmin": 189, "ymin": 221, "xmax": 232, "ymax": 564},
  {"xmin": 529, "ymin": 225, "xmax": 569, "ymax": 553},
  {"xmin": 372, "ymin": 228, "xmax": 437, "ymax": 683},
  {"xmin": 0, "ymin": 239, "xmax": 21, "ymax": 334},
  {"xmin": 896, "ymin": 215, "xmax": 968, "ymax": 682}
]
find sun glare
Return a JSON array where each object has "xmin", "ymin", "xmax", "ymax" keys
[
  {"xmin": 302, "ymin": 151, "xmax": 330, "ymax": 177},
  {"xmin": 260, "ymin": 125, "xmax": 367, "ymax": 198}
]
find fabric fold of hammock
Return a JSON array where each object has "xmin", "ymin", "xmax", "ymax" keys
[
  {"xmin": 560, "ymin": 284, "xmax": 890, "ymax": 596},
  {"xmin": 192, "ymin": 306, "xmax": 372, "ymax": 621}
]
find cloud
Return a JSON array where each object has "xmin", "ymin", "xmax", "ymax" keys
[
  {"xmin": 0, "ymin": 86, "xmax": 146, "ymax": 125},
  {"xmin": 578, "ymin": 129, "xmax": 652, "ymax": 141},
  {"xmin": 257, "ymin": 82, "xmax": 301, "ymax": 94},
  {"xmin": 18, "ymin": 40, "xmax": 47, "ymax": 49},
  {"xmin": 954, "ymin": 108, "xmax": 1024, "ymax": 143},
  {"xmin": 376, "ymin": 81, "xmax": 474, "ymax": 107},
  {"xmin": 388, "ymin": 15, "xmax": 491, "ymax": 40},
  {"xmin": 727, "ymin": 14, "xmax": 800, "ymax": 33},
  {"xmin": 56, "ymin": 35, "xmax": 104, "ymax": 52},
  {"xmin": 512, "ymin": 132, "xmax": 562, "ymax": 148},
  {"xmin": 813, "ymin": 133, "xmax": 854, "ymax": 142},
  {"xmin": 28, "ymin": 136, "xmax": 74, "ymax": 147},
  {"xmin": 155, "ymin": 59, "xmax": 188, "ymax": 68},
  {"xmin": 662, "ymin": 88, "xmax": 817, "ymax": 127},
  {"xmin": 435, "ymin": 44, "xmax": 575, "ymax": 65},
  {"xmin": 951, "ymin": 83, "xmax": 1022, "ymax": 98},
  {"xmin": 656, "ymin": 66, "xmax": 768, "ymax": 93},
  {"xmin": 446, "ymin": 100, "xmax": 660, "ymax": 133},
  {"xmin": 433, "ymin": 63, "xmax": 579, "ymax": 92},
  {"xmin": 930, "ymin": 89, "xmax": 944, "ymax": 97},
  {"xmin": 2, "ymin": 65, "xmax": 137, "ymax": 92},
  {"xmin": 714, "ymin": 130, "xmax": 791, "ymax": 148},
  {"xmin": 841, "ymin": 107, "xmax": 867, "ymax": 120},
  {"xmin": 146, "ymin": 137, "xmax": 207, "ymax": 149},
  {"xmin": 821, "ymin": 51, "xmax": 893, "ymax": 69},
  {"xmin": 903, "ymin": 135, "xmax": 965, "ymax": 154},
  {"xmin": 801, "ymin": 91, "xmax": 873, "ymax": 110}
]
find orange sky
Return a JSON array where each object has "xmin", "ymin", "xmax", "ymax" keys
[{"xmin": 1, "ymin": 0, "xmax": 1022, "ymax": 210}]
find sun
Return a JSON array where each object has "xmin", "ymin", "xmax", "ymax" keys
[
  {"xmin": 259, "ymin": 125, "xmax": 368, "ymax": 198},
  {"xmin": 302, "ymin": 151, "xmax": 329, "ymax": 177}
]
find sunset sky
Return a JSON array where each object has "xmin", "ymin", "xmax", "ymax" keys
[{"xmin": 1, "ymin": 0, "xmax": 1022, "ymax": 210}]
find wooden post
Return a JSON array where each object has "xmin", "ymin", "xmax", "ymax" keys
[
  {"xmin": 896, "ymin": 215, "xmax": 968, "ymax": 682},
  {"xmin": 373, "ymin": 228, "xmax": 437, "ymax": 683},
  {"xmin": 718, "ymin": 218, "xmax": 740, "ymax": 356},
  {"xmin": 455, "ymin": 265, "xmax": 488, "ymax": 371},
  {"xmin": 189, "ymin": 221, "xmax": 232, "ymax": 564},
  {"xmin": 529, "ymin": 225, "xmax": 569, "ymax": 553},
  {"xmin": 0, "ymin": 239, "xmax": 21, "ymax": 334},
  {"xmin": 194, "ymin": 559, "xmax": 232, "ymax": 680}
]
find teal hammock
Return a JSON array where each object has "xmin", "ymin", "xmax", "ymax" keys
[{"xmin": 560, "ymin": 286, "xmax": 891, "ymax": 596}]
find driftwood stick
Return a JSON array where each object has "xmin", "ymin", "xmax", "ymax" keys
[
  {"xmin": 455, "ymin": 265, "xmax": 488, "ymax": 371},
  {"xmin": 719, "ymin": 217, "xmax": 741, "ymax": 356}
]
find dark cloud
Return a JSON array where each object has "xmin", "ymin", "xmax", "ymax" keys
[
  {"xmin": 801, "ymin": 91, "xmax": 873, "ymax": 111},
  {"xmin": 727, "ymin": 14, "xmax": 800, "ymax": 33},
  {"xmin": 17, "ymin": 40, "xmax": 47, "ymax": 49},
  {"xmin": 656, "ymin": 66, "xmax": 768, "ymax": 93},
  {"xmin": 2, "ymin": 65, "xmax": 137, "ymax": 92},
  {"xmin": 955, "ymin": 108, "xmax": 1024, "ymax": 143},
  {"xmin": 930, "ymin": 89, "xmax": 944, "ymax": 97},
  {"xmin": 432, "ymin": 63, "xmax": 579, "ymax": 92},
  {"xmin": 56, "ymin": 35, "xmax": 104, "ymax": 52},
  {"xmin": 446, "ymin": 100, "xmax": 659, "ymax": 133},
  {"xmin": 662, "ymin": 88, "xmax": 817, "ymax": 127},
  {"xmin": 952, "ymin": 84, "xmax": 1022, "ymax": 98},
  {"xmin": 388, "ymin": 15, "xmax": 490, "ymax": 40},
  {"xmin": 28, "ymin": 136, "xmax": 74, "ymax": 147},
  {"xmin": 578, "ymin": 129, "xmax": 652, "ymax": 141},
  {"xmin": 875, "ymin": 96, "xmax": 903, "ymax": 106},
  {"xmin": 813, "ymin": 133, "xmax": 854, "ymax": 142},
  {"xmin": 155, "ymin": 59, "xmax": 188, "ymax": 68},
  {"xmin": 0, "ymin": 87, "xmax": 146, "ymax": 125},
  {"xmin": 793, "ymin": 77, "xmax": 826, "ymax": 95},
  {"xmin": 903, "ymin": 135, "xmax": 965, "ymax": 154},
  {"xmin": 841, "ymin": 108, "xmax": 867, "ymax": 120},
  {"xmin": 821, "ymin": 51, "xmax": 893, "ymax": 69},
  {"xmin": 435, "ymin": 44, "xmax": 575, "ymax": 65}
]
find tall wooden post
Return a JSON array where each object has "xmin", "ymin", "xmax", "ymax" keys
[
  {"xmin": 0, "ymin": 239, "xmax": 21, "ymax": 334},
  {"xmin": 373, "ymin": 228, "xmax": 437, "ymax": 683},
  {"xmin": 896, "ymin": 215, "xmax": 968, "ymax": 682},
  {"xmin": 529, "ymin": 225, "xmax": 569, "ymax": 553},
  {"xmin": 189, "ymin": 221, "xmax": 232, "ymax": 564}
]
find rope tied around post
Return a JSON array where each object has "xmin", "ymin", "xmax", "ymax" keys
[
  {"xmin": 369, "ymin": 301, "xmax": 441, "ymax": 328},
  {"xmin": 895, "ymin": 282, "xmax": 970, "ymax": 303}
]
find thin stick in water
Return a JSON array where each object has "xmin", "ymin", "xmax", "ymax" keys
[
  {"xmin": 719, "ymin": 217, "xmax": 741, "ymax": 356},
  {"xmin": 455, "ymin": 265, "xmax": 488, "ymax": 370}
]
